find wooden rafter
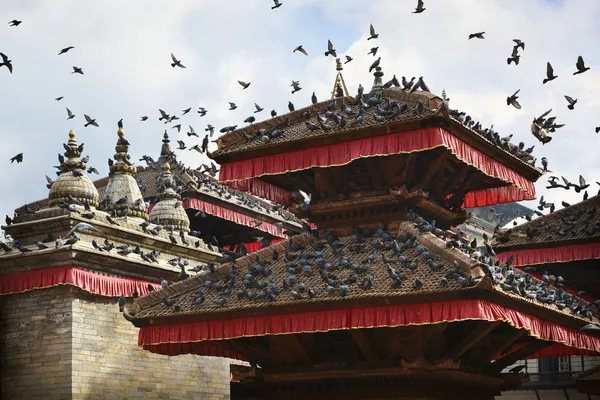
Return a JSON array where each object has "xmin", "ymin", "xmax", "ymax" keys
[
  {"xmin": 473, "ymin": 329, "xmax": 526, "ymax": 369},
  {"xmin": 485, "ymin": 340, "xmax": 553, "ymax": 373},
  {"xmin": 351, "ymin": 330, "xmax": 379, "ymax": 362},
  {"xmin": 446, "ymin": 322, "xmax": 501, "ymax": 361},
  {"xmin": 365, "ymin": 159, "xmax": 384, "ymax": 190},
  {"xmin": 419, "ymin": 150, "xmax": 450, "ymax": 189}
]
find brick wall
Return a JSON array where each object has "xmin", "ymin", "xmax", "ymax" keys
[
  {"xmin": 0, "ymin": 286, "xmax": 74, "ymax": 399},
  {"xmin": 1, "ymin": 286, "xmax": 231, "ymax": 400},
  {"xmin": 71, "ymin": 290, "xmax": 230, "ymax": 399}
]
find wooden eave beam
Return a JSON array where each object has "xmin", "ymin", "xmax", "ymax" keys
[
  {"xmin": 308, "ymin": 194, "xmax": 398, "ymax": 213},
  {"xmin": 261, "ymin": 363, "xmax": 507, "ymax": 387},
  {"xmin": 419, "ymin": 149, "xmax": 450, "ymax": 189},
  {"xmin": 473, "ymin": 329, "xmax": 526, "ymax": 369},
  {"xmin": 312, "ymin": 211, "xmax": 407, "ymax": 230},
  {"xmin": 485, "ymin": 340, "xmax": 552, "ymax": 373},
  {"xmin": 351, "ymin": 330, "xmax": 379, "ymax": 362},
  {"xmin": 365, "ymin": 159, "xmax": 384, "ymax": 190},
  {"xmin": 414, "ymin": 198, "xmax": 464, "ymax": 225},
  {"xmin": 446, "ymin": 321, "xmax": 501, "ymax": 361}
]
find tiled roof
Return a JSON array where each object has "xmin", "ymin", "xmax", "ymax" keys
[
  {"xmin": 132, "ymin": 228, "xmax": 472, "ymax": 319},
  {"xmin": 578, "ymin": 364, "xmax": 600, "ymax": 381},
  {"xmin": 132, "ymin": 167, "xmax": 303, "ymax": 227},
  {"xmin": 211, "ymin": 90, "xmax": 440, "ymax": 157},
  {"xmin": 494, "ymin": 194, "xmax": 600, "ymax": 250},
  {"xmin": 131, "ymin": 219, "xmax": 597, "ymax": 324}
]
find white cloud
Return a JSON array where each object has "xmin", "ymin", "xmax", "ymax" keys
[{"xmin": 0, "ymin": 0, "xmax": 599, "ymax": 219}]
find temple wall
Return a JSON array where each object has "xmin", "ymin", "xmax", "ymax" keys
[
  {"xmin": 71, "ymin": 289, "xmax": 230, "ymax": 400},
  {"xmin": 0, "ymin": 286, "xmax": 74, "ymax": 399},
  {"xmin": 0, "ymin": 286, "xmax": 231, "ymax": 400}
]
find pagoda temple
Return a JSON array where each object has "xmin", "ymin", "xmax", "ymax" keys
[{"xmin": 125, "ymin": 67, "xmax": 600, "ymax": 399}]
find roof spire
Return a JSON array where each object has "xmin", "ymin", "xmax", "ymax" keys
[
  {"xmin": 441, "ymin": 89, "xmax": 450, "ymax": 106},
  {"xmin": 104, "ymin": 121, "xmax": 148, "ymax": 219},
  {"xmin": 158, "ymin": 130, "xmax": 175, "ymax": 165},
  {"xmin": 371, "ymin": 66, "xmax": 384, "ymax": 92},
  {"xmin": 110, "ymin": 122, "xmax": 136, "ymax": 177},
  {"xmin": 331, "ymin": 58, "xmax": 350, "ymax": 99},
  {"xmin": 148, "ymin": 162, "xmax": 190, "ymax": 232},
  {"xmin": 48, "ymin": 130, "xmax": 100, "ymax": 207}
]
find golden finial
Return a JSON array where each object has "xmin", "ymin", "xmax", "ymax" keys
[
  {"xmin": 331, "ymin": 59, "xmax": 350, "ymax": 99},
  {"xmin": 69, "ymin": 130, "xmax": 75, "ymax": 139},
  {"xmin": 163, "ymin": 162, "xmax": 171, "ymax": 173},
  {"xmin": 117, "ymin": 127, "xmax": 125, "ymax": 137}
]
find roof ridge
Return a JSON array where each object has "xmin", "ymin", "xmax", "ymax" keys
[{"xmin": 398, "ymin": 221, "xmax": 484, "ymax": 280}]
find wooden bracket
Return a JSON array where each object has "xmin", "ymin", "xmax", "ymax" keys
[
  {"xmin": 446, "ymin": 322, "xmax": 501, "ymax": 361},
  {"xmin": 402, "ymin": 152, "xmax": 419, "ymax": 187},
  {"xmin": 485, "ymin": 340, "xmax": 552, "ymax": 373},
  {"xmin": 223, "ymin": 340, "xmax": 273, "ymax": 368},
  {"xmin": 473, "ymin": 329, "xmax": 526, "ymax": 369},
  {"xmin": 313, "ymin": 167, "xmax": 337, "ymax": 198},
  {"xmin": 419, "ymin": 150, "xmax": 450, "ymax": 189},
  {"xmin": 277, "ymin": 335, "xmax": 313, "ymax": 366},
  {"xmin": 365, "ymin": 159, "xmax": 384, "ymax": 190},
  {"xmin": 351, "ymin": 330, "xmax": 379, "ymax": 362}
]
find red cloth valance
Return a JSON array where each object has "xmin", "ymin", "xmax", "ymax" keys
[
  {"xmin": 227, "ymin": 179, "xmax": 293, "ymax": 206},
  {"xmin": 496, "ymin": 242, "xmax": 600, "ymax": 267},
  {"xmin": 182, "ymin": 198, "xmax": 287, "ymax": 238},
  {"xmin": 218, "ymin": 127, "xmax": 536, "ymax": 209},
  {"xmin": 138, "ymin": 299, "xmax": 600, "ymax": 360},
  {"xmin": 224, "ymin": 238, "xmax": 285, "ymax": 253},
  {"xmin": 0, "ymin": 266, "xmax": 160, "ymax": 297}
]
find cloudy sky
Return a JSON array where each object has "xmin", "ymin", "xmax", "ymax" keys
[{"xmin": 1, "ymin": 0, "xmax": 599, "ymax": 222}]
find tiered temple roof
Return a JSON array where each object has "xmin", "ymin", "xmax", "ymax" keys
[
  {"xmin": 125, "ymin": 68, "xmax": 600, "ymax": 399},
  {"xmin": 211, "ymin": 85, "xmax": 540, "ymax": 230}
]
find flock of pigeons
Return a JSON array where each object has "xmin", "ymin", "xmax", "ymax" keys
[
  {"xmin": 4, "ymin": 1, "xmax": 596, "ymax": 190},
  {"xmin": 151, "ymin": 207, "xmax": 600, "ymax": 335},
  {"xmin": 3, "ymin": 2, "xmax": 600, "ymax": 336}
]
